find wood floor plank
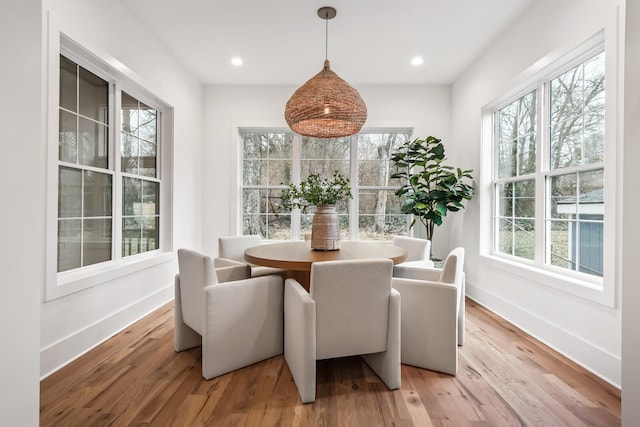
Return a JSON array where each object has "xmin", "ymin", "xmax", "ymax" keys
[{"xmin": 40, "ymin": 298, "xmax": 621, "ymax": 426}]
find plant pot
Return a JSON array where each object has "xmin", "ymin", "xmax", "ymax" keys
[{"xmin": 311, "ymin": 204, "xmax": 340, "ymax": 251}]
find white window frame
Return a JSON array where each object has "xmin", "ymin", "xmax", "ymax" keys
[
  {"xmin": 45, "ymin": 32, "xmax": 173, "ymax": 301},
  {"xmin": 237, "ymin": 127, "xmax": 414, "ymax": 241},
  {"xmin": 479, "ymin": 31, "xmax": 620, "ymax": 307}
]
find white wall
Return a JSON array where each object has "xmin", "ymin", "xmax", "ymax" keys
[
  {"xmin": 622, "ymin": 1, "xmax": 640, "ymax": 424},
  {"xmin": 450, "ymin": 0, "xmax": 623, "ymax": 386},
  {"xmin": 39, "ymin": 0, "xmax": 203, "ymax": 377},
  {"xmin": 201, "ymin": 85, "xmax": 451, "ymax": 256},
  {"xmin": 0, "ymin": 1, "xmax": 43, "ymax": 424}
]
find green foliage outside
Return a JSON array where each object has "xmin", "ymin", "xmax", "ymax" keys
[{"xmin": 391, "ymin": 136, "xmax": 474, "ymax": 242}]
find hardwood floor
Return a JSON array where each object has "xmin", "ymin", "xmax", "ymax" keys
[{"xmin": 40, "ymin": 299, "xmax": 621, "ymax": 426}]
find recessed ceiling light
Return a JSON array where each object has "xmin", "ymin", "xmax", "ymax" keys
[
  {"xmin": 231, "ymin": 57, "xmax": 243, "ymax": 66},
  {"xmin": 411, "ymin": 56, "xmax": 424, "ymax": 66}
]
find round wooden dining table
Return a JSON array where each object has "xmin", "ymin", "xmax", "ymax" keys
[{"xmin": 244, "ymin": 240, "xmax": 407, "ymax": 290}]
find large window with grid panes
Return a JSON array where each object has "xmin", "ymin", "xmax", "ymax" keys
[
  {"xmin": 54, "ymin": 42, "xmax": 168, "ymax": 288},
  {"xmin": 493, "ymin": 48, "xmax": 605, "ymax": 278},
  {"xmin": 239, "ymin": 129, "xmax": 412, "ymax": 241}
]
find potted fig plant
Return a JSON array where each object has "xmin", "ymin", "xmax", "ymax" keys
[
  {"xmin": 390, "ymin": 136, "xmax": 474, "ymax": 256},
  {"xmin": 280, "ymin": 171, "xmax": 352, "ymax": 250}
]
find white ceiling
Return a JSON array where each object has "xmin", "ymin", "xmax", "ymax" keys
[{"xmin": 120, "ymin": 0, "xmax": 534, "ymax": 86}]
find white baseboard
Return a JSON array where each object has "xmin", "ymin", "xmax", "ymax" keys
[
  {"xmin": 466, "ymin": 279, "xmax": 621, "ymax": 388},
  {"xmin": 40, "ymin": 283, "xmax": 174, "ymax": 380}
]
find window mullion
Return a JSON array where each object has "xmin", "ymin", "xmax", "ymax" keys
[
  {"xmin": 349, "ymin": 134, "xmax": 358, "ymax": 240},
  {"xmin": 535, "ymin": 81, "xmax": 547, "ymax": 267},
  {"xmin": 112, "ymin": 85, "xmax": 122, "ymax": 262},
  {"xmin": 291, "ymin": 134, "xmax": 301, "ymax": 239}
]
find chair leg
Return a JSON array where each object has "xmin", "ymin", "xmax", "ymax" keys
[{"xmin": 174, "ymin": 275, "xmax": 201, "ymax": 352}]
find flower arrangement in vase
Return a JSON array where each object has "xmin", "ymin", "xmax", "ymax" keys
[{"xmin": 280, "ymin": 171, "xmax": 352, "ymax": 250}]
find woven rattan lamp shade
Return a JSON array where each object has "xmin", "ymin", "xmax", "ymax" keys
[{"xmin": 285, "ymin": 60, "xmax": 367, "ymax": 138}]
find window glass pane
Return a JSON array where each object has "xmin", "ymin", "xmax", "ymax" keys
[
  {"xmin": 301, "ymin": 136, "xmax": 349, "ymax": 181},
  {"xmin": 550, "ymin": 173, "xmax": 577, "ymax": 219},
  {"xmin": 549, "ymin": 220, "xmax": 572, "ymax": 270},
  {"xmin": 550, "ymin": 121, "xmax": 582, "ymax": 169},
  {"xmin": 584, "ymin": 107, "xmax": 605, "ymax": 164},
  {"xmin": 513, "ymin": 219, "xmax": 535, "ymax": 260},
  {"xmin": 518, "ymin": 92, "xmax": 537, "ymax": 136},
  {"xmin": 267, "ymin": 160, "xmax": 291, "ymax": 185},
  {"xmin": 121, "ymin": 132, "xmax": 139, "ymax": 174},
  {"xmin": 79, "ymin": 117, "xmax": 108, "ymax": 169},
  {"xmin": 302, "ymin": 137, "xmax": 349, "ymax": 159},
  {"xmin": 518, "ymin": 135, "xmax": 536, "ymax": 175},
  {"xmin": 83, "ymin": 218, "xmax": 112, "ymax": 266},
  {"xmin": 499, "ymin": 102, "xmax": 517, "ymax": 143},
  {"xmin": 550, "ymin": 51, "xmax": 605, "ymax": 169},
  {"xmin": 138, "ymin": 102, "xmax": 157, "ymax": 143},
  {"xmin": 243, "ymin": 133, "xmax": 268, "ymax": 159},
  {"xmin": 122, "ymin": 217, "xmax": 142, "ymax": 256},
  {"xmin": 83, "ymin": 171, "xmax": 112, "ymax": 217},
  {"xmin": 123, "ymin": 177, "xmax": 142, "ymax": 215},
  {"xmin": 358, "ymin": 133, "xmax": 409, "ymax": 186},
  {"xmin": 59, "ymin": 110, "xmax": 77, "ymax": 163},
  {"xmin": 121, "ymin": 91, "xmax": 139, "ymax": 134},
  {"xmin": 139, "ymin": 140, "xmax": 157, "ymax": 177},
  {"xmin": 59, "ymin": 55, "xmax": 77, "ymax": 112},
  {"xmin": 143, "ymin": 217, "xmax": 160, "ymax": 251},
  {"xmin": 548, "ymin": 169, "xmax": 603, "ymax": 277},
  {"xmin": 301, "ymin": 159, "xmax": 349, "ymax": 180},
  {"xmin": 243, "ymin": 160, "xmax": 262, "ymax": 185},
  {"xmin": 242, "ymin": 214, "xmax": 266, "ymax": 237},
  {"xmin": 584, "ymin": 52, "xmax": 605, "ymax": 111},
  {"xmin": 497, "ymin": 183, "xmax": 513, "ymax": 217},
  {"xmin": 578, "ymin": 169, "xmax": 604, "ymax": 220},
  {"xmin": 498, "ymin": 91, "xmax": 536, "ymax": 179},
  {"xmin": 358, "ymin": 190, "xmax": 408, "ymax": 240},
  {"xmin": 121, "ymin": 92, "xmax": 158, "ymax": 179},
  {"xmin": 265, "ymin": 215, "xmax": 291, "ymax": 240},
  {"xmin": 78, "ymin": 67, "xmax": 108, "ymax": 124},
  {"xmin": 498, "ymin": 138, "xmax": 516, "ymax": 179},
  {"xmin": 143, "ymin": 181, "xmax": 160, "ymax": 215},
  {"xmin": 514, "ymin": 180, "xmax": 535, "ymax": 218},
  {"xmin": 58, "ymin": 219, "xmax": 81, "ymax": 272},
  {"xmin": 498, "ymin": 218, "xmax": 513, "ymax": 255},
  {"xmin": 268, "ymin": 133, "xmax": 292, "ymax": 159},
  {"xmin": 550, "ymin": 63, "xmax": 584, "ymax": 124},
  {"xmin": 58, "ymin": 167, "xmax": 82, "ymax": 218}
]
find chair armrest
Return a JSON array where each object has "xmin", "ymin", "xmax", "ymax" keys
[
  {"xmin": 392, "ymin": 264, "xmax": 441, "ymax": 281},
  {"xmin": 213, "ymin": 256, "xmax": 247, "ymax": 269},
  {"xmin": 284, "ymin": 278, "xmax": 317, "ymax": 403},
  {"xmin": 214, "ymin": 263, "xmax": 251, "ymax": 283}
]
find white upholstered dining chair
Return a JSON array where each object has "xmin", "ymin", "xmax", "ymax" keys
[
  {"xmin": 392, "ymin": 235, "xmax": 435, "ymax": 274},
  {"xmin": 175, "ymin": 248, "xmax": 284, "ymax": 380},
  {"xmin": 284, "ymin": 258, "xmax": 401, "ymax": 403},
  {"xmin": 391, "ymin": 247, "xmax": 465, "ymax": 375},
  {"xmin": 214, "ymin": 234, "xmax": 285, "ymax": 277}
]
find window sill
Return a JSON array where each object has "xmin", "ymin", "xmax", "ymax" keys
[
  {"xmin": 480, "ymin": 253, "xmax": 614, "ymax": 308},
  {"xmin": 46, "ymin": 252, "xmax": 174, "ymax": 301}
]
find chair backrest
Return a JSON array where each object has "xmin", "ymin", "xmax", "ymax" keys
[
  {"xmin": 439, "ymin": 247, "xmax": 464, "ymax": 285},
  {"xmin": 218, "ymin": 235, "xmax": 262, "ymax": 262},
  {"xmin": 310, "ymin": 258, "xmax": 393, "ymax": 360},
  {"xmin": 392, "ymin": 235, "xmax": 431, "ymax": 262},
  {"xmin": 177, "ymin": 248, "xmax": 219, "ymax": 334}
]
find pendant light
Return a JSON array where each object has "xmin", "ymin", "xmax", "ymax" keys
[{"xmin": 284, "ymin": 7, "xmax": 367, "ymax": 138}]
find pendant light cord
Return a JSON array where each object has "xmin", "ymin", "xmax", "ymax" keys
[{"xmin": 324, "ymin": 15, "xmax": 329, "ymax": 61}]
